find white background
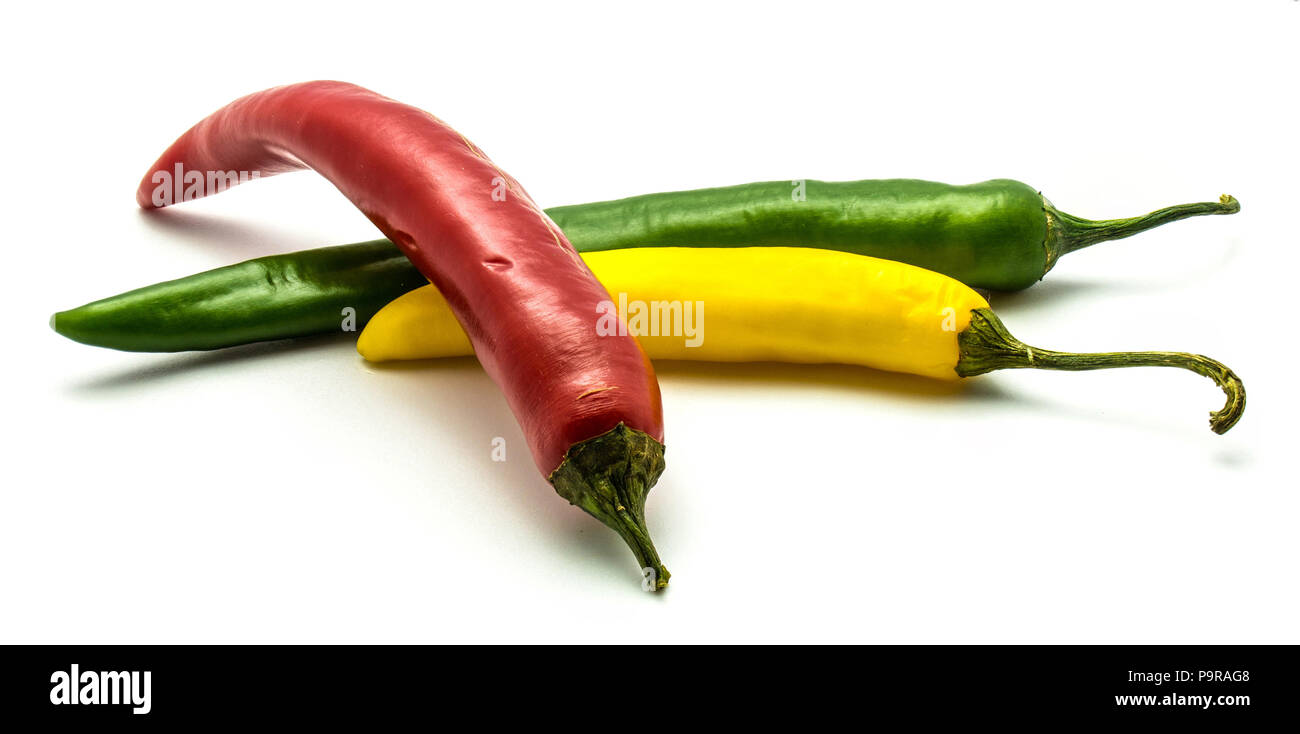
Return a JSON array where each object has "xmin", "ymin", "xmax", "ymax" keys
[{"xmin": 2, "ymin": 1, "xmax": 1296, "ymax": 643}]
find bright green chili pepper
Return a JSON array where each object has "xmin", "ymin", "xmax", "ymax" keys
[{"xmin": 52, "ymin": 179, "xmax": 1237, "ymax": 352}]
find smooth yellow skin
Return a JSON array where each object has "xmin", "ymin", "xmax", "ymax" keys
[{"xmin": 357, "ymin": 247, "xmax": 991, "ymax": 381}]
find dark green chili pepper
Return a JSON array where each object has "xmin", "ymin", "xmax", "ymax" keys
[
  {"xmin": 52, "ymin": 179, "xmax": 1237, "ymax": 352},
  {"xmin": 549, "ymin": 179, "xmax": 1238, "ymax": 291},
  {"xmin": 53, "ymin": 241, "xmax": 424, "ymax": 352}
]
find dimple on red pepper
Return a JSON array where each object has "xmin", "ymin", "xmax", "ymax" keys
[{"xmin": 136, "ymin": 81, "xmax": 670, "ymax": 588}]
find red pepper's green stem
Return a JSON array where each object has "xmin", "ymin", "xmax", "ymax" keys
[
  {"xmin": 956, "ymin": 309, "xmax": 1245, "ymax": 434},
  {"xmin": 549, "ymin": 424, "xmax": 670, "ymax": 590}
]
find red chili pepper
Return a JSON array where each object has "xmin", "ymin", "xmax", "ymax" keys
[{"xmin": 136, "ymin": 81, "xmax": 670, "ymax": 588}]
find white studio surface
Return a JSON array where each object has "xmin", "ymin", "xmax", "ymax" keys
[{"xmin": 1, "ymin": 1, "xmax": 1296, "ymax": 643}]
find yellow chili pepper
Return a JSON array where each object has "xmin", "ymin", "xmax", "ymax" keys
[{"xmin": 358, "ymin": 247, "xmax": 1243, "ymax": 433}]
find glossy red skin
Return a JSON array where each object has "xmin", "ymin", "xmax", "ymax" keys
[{"xmin": 135, "ymin": 81, "xmax": 664, "ymax": 474}]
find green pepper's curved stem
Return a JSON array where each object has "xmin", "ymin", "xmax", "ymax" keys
[
  {"xmin": 956, "ymin": 309, "xmax": 1244, "ymax": 434},
  {"xmin": 1043, "ymin": 194, "xmax": 1240, "ymax": 272}
]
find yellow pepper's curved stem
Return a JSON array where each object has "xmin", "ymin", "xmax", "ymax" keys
[{"xmin": 956, "ymin": 309, "xmax": 1245, "ymax": 434}]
